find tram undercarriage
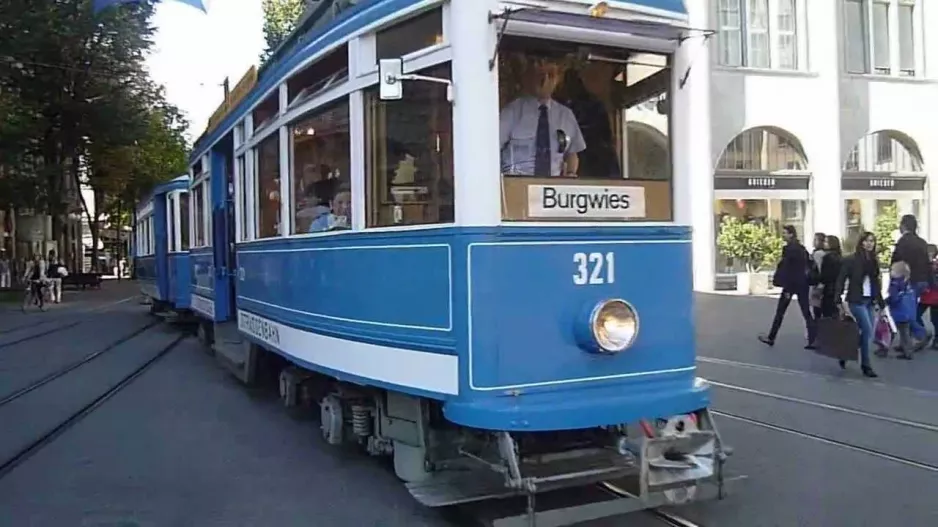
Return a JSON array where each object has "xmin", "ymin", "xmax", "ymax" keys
[{"xmin": 275, "ymin": 362, "xmax": 731, "ymax": 525}]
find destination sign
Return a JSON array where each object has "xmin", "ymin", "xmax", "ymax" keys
[{"xmin": 528, "ymin": 185, "xmax": 646, "ymax": 219}]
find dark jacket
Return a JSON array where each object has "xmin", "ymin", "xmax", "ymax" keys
[
  {"xmin": 773, "ymin": 240, "xmax": 811, "ymax": 291},
  {"xmin": 820, "ymin": 252, "xmax": 842, "ymax": 288},
  {"xmin": 891, "ymin": 232, "xmax": 931, "ymax": 284},
  {"xmin": 819, "ymin": 251, "xmax": 843, "ymax": 317},
  {"xmin": 836, "ymin": 252, "xmax": 884, "ymax": 305}
]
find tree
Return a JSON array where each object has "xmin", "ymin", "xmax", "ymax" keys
[
  {"xmin": 874, "ymin": 202, "xmax": 899, "ymax": 268},
  {"xmin": 716, "ymin": 216, "xmax": 784, "ymax": 273},
  {"xmin": 0, "ymin": 0, "xmax": 188, "ymax": 270},
  {"xmin": 260, "ymin": 0, "xmax": 305, "ymax": 64}
]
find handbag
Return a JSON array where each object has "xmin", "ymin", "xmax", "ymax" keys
[{"xmin": 815, "ymin": 314, "xmax": 860, "ymax": 362}]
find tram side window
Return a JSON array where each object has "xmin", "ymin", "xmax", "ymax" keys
[
  {"xmin": 253, "ymin": 94, "xmax": 279, "ymax": 134},
  {"xmin": 180, "ymin": 192, "xmax": 190, "ymax": 250},
  {"xmin": 291, "ymin": 98, "xmax": 351, "ymax": 234},
  {"xmin": 193, "ymin": 183, "xmax": 206, "ymax": 247},
  {"xmin": 168, "ymin": 195, "xmax": 177, "ymax": 251},
  {"xmin": 364, "ymin": 63, "xmax": 454, "ymax": 227},
  {"xmin": 255, "ymin": 134, "xmax": 281, "ymax": 238},
  {"xmin": 375, "ymin": 8, "xmax": 443, "ymax": 61},
  {"xmin": 498, "ymin": 36, "xmax": 672, "ymax": 221},
  {"xmin": 237, "ymin": 154, "xmax": 247, "ymax": 240}
]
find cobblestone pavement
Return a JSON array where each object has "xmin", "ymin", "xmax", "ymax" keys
[{"xmin": 0, "ymin": 292, "xmax": 935, "ymax": 527}]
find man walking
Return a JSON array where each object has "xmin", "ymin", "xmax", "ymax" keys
[
  {"xmin": 891, "ymin": 215, "xmax": 931, "ymax": 345},
  {"xmin": 759, "ymin": 226, "xmax": 818, "ymax": 349}
]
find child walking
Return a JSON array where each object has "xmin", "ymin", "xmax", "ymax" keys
[{"xmin": 884, "ymin": 261, "xmax": 919, "ymax": 360}]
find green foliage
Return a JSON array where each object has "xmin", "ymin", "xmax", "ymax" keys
[
  {"xmin": 716, "ymin": 216, "xmax": 785, "ymax": 273},
  {"xmin": 0, "ymin": 0, "xmax": 190, "ymax": 265},
  {"xmin": 260, "ymin": 0, "xmax": 305, "ymax": 65},
  {"xmin": 873, "ymin": 202, "xmax": 898, "ymax": 266}
]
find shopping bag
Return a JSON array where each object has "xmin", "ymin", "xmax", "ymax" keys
[
  {"xmin": 874, "ymin": 313, "xmax": 894, "ymax": 349},
  {"xmin": 815, "ymin": 316, "xmax": 860, "ymax": 362}
]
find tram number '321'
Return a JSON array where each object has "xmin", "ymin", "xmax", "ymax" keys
[{"xmin": 573, "ymin": 252, "xmax": 615, "ymax": 285}]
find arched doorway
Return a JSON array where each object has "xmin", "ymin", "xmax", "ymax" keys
[
  {"xmin": 625, "ymin": 122, "xmax": 669, "ymax": 181},
  {"xmin": 713, "ymin": 127, "xmax": 811, "ymax": 290},
  {"xmin": 842, "ymin": 131, "xmax": 926, "ymax": 253}
]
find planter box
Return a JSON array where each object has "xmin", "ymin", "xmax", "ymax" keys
[{"xmin": 735, "ymin": 272, "xmax": 771, "ymax": 295}]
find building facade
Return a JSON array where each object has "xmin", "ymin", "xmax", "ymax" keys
[{"xmin": 630, "ymin": 0, "xmax": 938, "ymax": 291}]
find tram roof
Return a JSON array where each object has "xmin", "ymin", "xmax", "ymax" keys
[
  {"xmin": 138, "ymin": 174, "xmax": 190, "ymax": 211},
  {"xmin": 187, "ymin": 0, "xmax": 689, "ymax": 166}
]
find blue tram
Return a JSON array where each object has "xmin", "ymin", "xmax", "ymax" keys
[
  {"xmin": 171, "ymin": 0, "xmax": 729, "ymax": 522},
  {"xmin": 134, "ymin": 174, "xmax": 192, "ymax": 314}
]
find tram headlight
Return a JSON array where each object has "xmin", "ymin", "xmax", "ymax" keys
[{"xmin": 578, "ymin": 299, "xmax": 639, "ymax": 354}]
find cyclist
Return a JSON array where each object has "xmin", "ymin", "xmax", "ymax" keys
[{"xmin": 21, "ymin": 253, "xmax": 47, "ymax": 312}]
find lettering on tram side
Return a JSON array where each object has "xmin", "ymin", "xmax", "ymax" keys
[
  {"xmin": 527, "ymin": 185, "xmax": 646, "ymax": 219},
  {"xmin": 238, "ymin": 312, "xmax": 281, "ymax": 347}
]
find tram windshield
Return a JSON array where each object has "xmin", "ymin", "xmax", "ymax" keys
[{"xmin": 498, "ymin": 36, "xmax": 672, "ymax": 222}]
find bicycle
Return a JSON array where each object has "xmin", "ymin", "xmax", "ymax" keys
[{"xmin": 21, "ymin": 279, "xmax": 49, "ymax": 312}]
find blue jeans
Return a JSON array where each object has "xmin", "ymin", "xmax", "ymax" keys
[{"xmin": 848, "ymin": 301, "xmax": 874, "ymax": 368}]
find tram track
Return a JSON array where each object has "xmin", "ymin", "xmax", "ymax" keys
[
  {"xmin": 703, "ymin": 378, "xmax": 938, "ymax": 475},
  {"xmin": 712, "ymin": 409, "xmax": 938, "ymax": 473},
  {"xmin": 698, "ymin": 355, "xmax": 938, "ymax": 398},
  {"xmin": 708, "ymin": 379, "xmax": 938, "ymax": 434},
  {"xmin": 0, "ymin": 320, "xmax": 162, "ymax": 407},
  {"xmin": 0, "ymin": 328, "xmax": 186, "ymax": 479},
  {"xmin": 0, "ymin": 295, "xmax": 140, "ymax": 350}
]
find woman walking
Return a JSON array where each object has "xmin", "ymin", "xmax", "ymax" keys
[
  {"xmin": 819, "ymin": 235, "xmax": 843, "ymax": 318},
  {"xmin": 834, "ymin": 232, "xmax": 882, "ymax": 378}
]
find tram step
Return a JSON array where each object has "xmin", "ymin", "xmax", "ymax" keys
[
  {"xmin": 406, "ymin": 469, "xmax": 519, "ymax": 507},
  {"xmin": 407, "ymin": 449, "xmax": 638, "ymax": 507},
  {"xmin": 518, "ymin": 448, "xmax": 637, "ymax": 486}
]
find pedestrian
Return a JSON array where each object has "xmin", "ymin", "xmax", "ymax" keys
[
  {"xmin": 809, "ymin": 232, "xmax": 827, "ymax": 319},
  {"xmin": 883, "ymin": 261, "xmax": 917, "ymax": 360},
  {"xmin": 21, "ymin": 253, "xmax": 47, "ymax": 311},
  {"xmin": 890, "ymin": 214, "xmax": 931, "ymax": 346},
  {"xmin": 759, "ymin": 225, "xmax": 818, "ymax": 349},
  {"xmin": 0, "ymin": 250, "xmax": 10, "ymax": 289},
  {"xmin": 819, "ymin": 235, "xmax": 843, "ymax": 318},
  {"xmin": 834, "ymin": 231, "xmax": 882, "ymax": 378},
  {"xmin": 47, "ymin": 251, "xmax": 64, "ymax": 304}
]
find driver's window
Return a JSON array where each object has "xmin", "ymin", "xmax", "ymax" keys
[{"xmin": 497, "ymin": 36, "xmax": 672, "ymax": 221}]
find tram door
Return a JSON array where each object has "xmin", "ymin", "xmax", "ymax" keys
[
  {"xmin": 225, "ymin": 157, "xmax": 237, "ymax": 319},
  {"xmin": 211, "ymin": 148, "xmax": 236, "ymax": 322}
]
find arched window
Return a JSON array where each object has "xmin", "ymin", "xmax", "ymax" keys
[
  {"xmin": 841, "ymin": 130, "xmax": 927, "ymax": 254},
  {"xmin": 843, "ymin": 131, "xmax": 924, "ymax": 174},
  {"xmin": 626, "ymin": 122, "xmax": 668, "ymax": 181},
  {"xmin": 717, "ymin": 127, "xmax": 808, "ymax": 172},
  {"xmin": 713, "ymin": 127, "xmax": 810, "ymax": 290}
]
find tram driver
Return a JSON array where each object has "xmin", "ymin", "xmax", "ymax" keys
[{"xmin": 499, "ymin": 58, "xmax": 585, "ymax": 177}]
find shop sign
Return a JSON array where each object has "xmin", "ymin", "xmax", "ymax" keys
[
  {"xmin": 714, "ymin": 175, "xmax": 810, "ymax": 190},
  {"xmin": 841, "ymin": 175, "xmax": 925, "ymax": 192}
]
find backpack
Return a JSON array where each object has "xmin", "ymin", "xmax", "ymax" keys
[{"xmin": 806, "ymin": 251, "xmax": 821, "ymax": 286}]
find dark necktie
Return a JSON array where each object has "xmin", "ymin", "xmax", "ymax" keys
[{"xmin": 534, "ymin": 104, "xmax": 550, "ymax": 177}]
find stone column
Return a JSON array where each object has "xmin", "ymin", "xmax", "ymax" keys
[{"xmin": 671, "ymin": 1, "xmax": 714, "ymax": 291}]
